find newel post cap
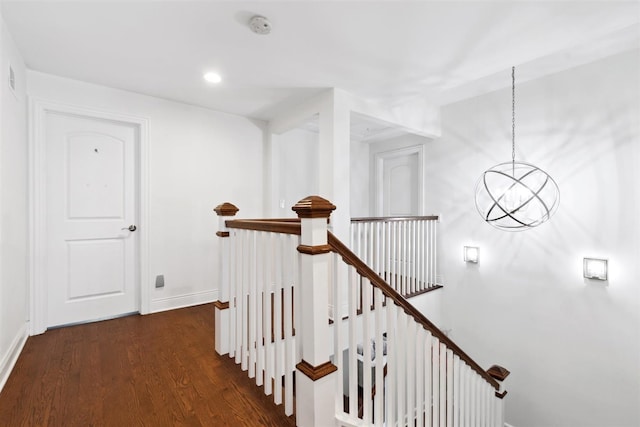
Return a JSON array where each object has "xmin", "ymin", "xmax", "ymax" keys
[
  {"xmin": 214, "ymin": 202, "xmax": 239, "ymax": 216},
  {"xmin": 487, "ymin": 365, "xmax": 511, "ymax": 382},
  {"xmin": 292, "ymin": 195, "xmax": 336, "ymax": 219}
]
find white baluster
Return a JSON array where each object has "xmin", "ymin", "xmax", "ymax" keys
[
  {"xmin": 416, "ymin": 328, "xmax": 425, "ymax": 427},
  {"xmin": 408, "ymin": 220, "xmax": 413, "ymax": 294},
  {"xmin": 294, "ymin": 243, "xmax": 302, "ymax": 365},
  {"xmin": 256, "ymin": 232, "xmax": 265, "ymax": 388},
  {"xmin": 234, "ymin": 229, "xmax": 243, "ymax": 365},
  {"xmin": 453, "ymin": 355, "xmax": 461, "ymax": 427},
  {"xmin": 384, "ymin": 221, "xmax": 390, "ymax": 284},
  {"xmin": 479, "ymin": 374, "xmax": 485, "ymax": 425},
  {"xmin": 333, "ymin": 253, "xmax": 344, "ymax": 417},
  {"xmin": 446, "ymin": 349, "xmax": 454, "ymax": 427},
  {"xmin": 368, "ymin": 222, "xmax": 374, "ymax": 270},
  {"xmin": 426, "ymin": 220, "xmax": 431, "ymax": 287},
  {"xmin": 273, "ymin": 234, "xmax": 283, "ymax": 405},
  {"xmin": 433, "ymin": 219, "xmax": 438, "ymax": 286},
  {"xmin": 439, "ymin": 342, "xmax": 446, "ymax": 427},
  {"xmin": 362, "ymin": 279, "xmax": 373, "ymax": 424},
  {"xmin": 411, "ymin": 220, "xmax": 417, "ymax": 294},
  {"xmin": 373, "ymin": 287, "xmax": 385, "ymax": 427},
  {"xmin": 264, "ymin": 232, "xmax": 273, "ymax": 396},
  {"xmin": 461, "ymin": 365, "xmax": 469, "ymax": 427},
  {"xmin": 423, "ymin": 220, "xmax": 428, "ymax": 291},
  {"xmin": 407, "ymin": 220, "xmax": 412, "ymax": 294},
  {"xmin": 228, "ymin": 230, "xmax": 237, "ymax": 359},
  {"xmin": 241, "ymin": 230, "xmax": 249, "ymax": 371},
  {"xmin": 424, "ymin": 330, "xmax": 432, "ymax": 425},
  {"xmin": 482, "ymin": 382, "xmax": 488, "ymax": 427},
  {"xmin": 248, "ymin": 231, "xmax": 257, "ymax": 379},
  {"xmin": 402, "ymin": 221, "xmax": 407, "ymax": 295},
  {"xmin": 429, "ymin": 220, "xmax": 433, "ymax": 286},
  {"xmin": 417, "ymin": 220, "xmax": 422, "ymax": 291},
  {"xmin": 348, "ymin": 266, "xmax": 358, "ymax": 416},
  {"xmin": 470, "ymin": 372, "xmax": 477, "ymax": 426},
  {"xmin": 386, "ymin": 300, "xmax": 397, "ymax": 425},
  {"xmin": 396, "ymin": 308, "xmax": 406, "ymax": 426},
  {"xmin": 488, "ymin": 382, "xmax": 495, "ymax": 427},
  {"xmin": 283, "ymin": 234, "xmax": 295, "ymax": 416},
  {"xmin": 478, "ymin": 375, "xmax": 483, "ymax": 425},
  {"xmin": 422, "ymin": 221, "xmax": 427, "ymax": 288},
  {"xmin": 406, "ymin": 320, "xmax": 417, "ymax": 425},
  {"xmin": 432, "ymin": 336, "xmax": 440, "ymax": 426},
  {"xmin": 390, "ymin": 222, "xmax": 396, "ymax": 292},
  {"xmin": 375, "ymin": 221, "xmax": 381, "ymax": 277}
]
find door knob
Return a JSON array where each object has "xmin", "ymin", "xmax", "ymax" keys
[{"xmin": 121, "ymin": 225, "xmax": 137, "ymax": 232}]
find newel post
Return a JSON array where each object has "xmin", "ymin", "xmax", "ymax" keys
[
  {"xmin": 213, "ymin": 202, "xmax": 239, "ymax": 355},
  {"xmin": 488, "ymin": 364, "xmax": 510, "ymax": 426},
  {"xmin": 293, "ymin": 196, "xmax": 338, "ymax": 427}
]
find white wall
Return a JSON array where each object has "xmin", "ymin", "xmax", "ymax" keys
[
  {"xmin": 0, "ymin": 16, "xmax": 28, "ymax": 390},
  {"xmin": 272, "ymin": 127, "xmax": 319, "ymax": 217},
  {"xmin": 350, "ymin": 140, "xmax": 369, "ymax": 217},
  {"xmin": 27, "ymin": 71, "xmax": 265, "ymax": 313},
  {"xmin": 369, "ymin": 133, "xmax": 430, "ymax": 216},
  {"xmin": 426, "ymin": 50, "xmax": 640, "ymax": 426}
]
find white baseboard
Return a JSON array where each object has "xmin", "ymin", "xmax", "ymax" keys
[
  {"xmin": 150, "ymin": 290, "xmax": 218, "ymax": 314},
  {"xmin": 0, "ymin": 322, "xmax": 29, "ymax": 393}
]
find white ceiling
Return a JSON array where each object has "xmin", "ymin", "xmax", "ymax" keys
[{"xmin": 2, "ymin": 1, "xmax": 639, "ymax": 121}]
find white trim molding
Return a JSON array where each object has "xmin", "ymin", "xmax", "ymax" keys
[
  {"xmin": 150, "ymin": 290, "xmax": 218, "ymax": 314},
  {"xmin": 373, "ymin": 144, "xmax": 426, "ymax": 216},
  {"xmin": 29, "ymin": 98, "xmax": 151, "ymax": 335},
  {"xmin": 0, "ymin": 322, "xmax": 28, "ymax": 393}
]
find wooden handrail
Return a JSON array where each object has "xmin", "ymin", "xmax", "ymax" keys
[
  {"xmin": 328, "ymin": 232, "xmax": 499, "ymax": 390},
  {"xmin": 351, "ymin": 215, "xmax": 439, "ymax": 222},
  {"xmin": 241, "ymin": 218, "xmax": 301, "ymax": 222},
  {"xmin": 225, "ymin": 220, "xmax": 301, "ymax": 235}
]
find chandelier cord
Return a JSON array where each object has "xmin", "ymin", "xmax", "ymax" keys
[{"xmin": 511, "ymin": 66, "xmax": 515, "ymax": 177}]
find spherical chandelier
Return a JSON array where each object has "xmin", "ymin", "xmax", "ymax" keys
[{"xmin": 475, "ymin": 67, "xmax": 560, "ymax": 231}]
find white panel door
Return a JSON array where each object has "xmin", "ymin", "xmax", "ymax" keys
[
  {"xmin": 45, "ymin": 112, "xmax": 138, "ymax": 327},
  {"xmin": 382, "ymin": 152, "xmax": 419, "ymax": 216}
]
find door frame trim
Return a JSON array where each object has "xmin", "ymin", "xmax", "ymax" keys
[
  {"xmin": 29, "ymin": 98, "xmax": 150, "ymax": 335},
  {"xmin": 373, "ymin": 144, "xmax": 425, "ymax": 216}
]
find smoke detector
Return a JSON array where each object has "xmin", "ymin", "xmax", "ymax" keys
[{"xmin": 249, "ymin": 15, "xmax": 272, "ymax": 35}]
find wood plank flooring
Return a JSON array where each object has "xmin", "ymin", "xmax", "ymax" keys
[{"xmin": 0, "ymin": 303, "xmax": 296, "ymax": 426}]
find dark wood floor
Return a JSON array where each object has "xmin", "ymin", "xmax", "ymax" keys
[{"xmin": 0, "ymin": 303, "xmax": 296, "ymax": 426}]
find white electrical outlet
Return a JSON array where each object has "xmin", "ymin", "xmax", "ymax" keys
[{"xmin": 155, "ymin": 274, "xmax": 165, "ymax": 288}]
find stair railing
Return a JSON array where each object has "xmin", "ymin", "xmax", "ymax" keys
[
  {"xmin": 214, "ymin": 197, "xmax": 509, "ymax": 427},
  {"xmin": 351, "ymin": 216, "xmax": 441, "ymax": 298},
  {"xmin": 330, "ymin": 233, "xmax": 509, "ymax": 426},
  {"xmin": 213, "ymin": 206, "xmax": 301, "ymax": 418}
]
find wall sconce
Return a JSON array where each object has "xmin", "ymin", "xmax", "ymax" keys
[
  {"xmin": 583, "ymin": 258, "xmax": 608, "ymax": 281},
  {"xmin": 464, "ymin": 246, "xmax": 479, "ymax": 263}
]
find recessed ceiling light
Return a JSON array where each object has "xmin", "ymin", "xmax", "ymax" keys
[{"xmin": 204, "ymin": 72, "xmax": 222, "ymax": 84}]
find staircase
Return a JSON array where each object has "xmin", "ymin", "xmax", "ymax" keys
[{"xmin": 213, "ymin": 196, "xmax": 509, "ymax": 427}]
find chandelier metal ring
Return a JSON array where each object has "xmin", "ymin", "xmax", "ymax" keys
[
  {"xmin": 474, "ymin": 66, "xmax": 560, "ymax": 231},
  {"xmin": 475, "ymin": 161, "xmax": 560, "ymax": 231},
  {"xmin": 485, "ymin": 166, "xmax": 549, "ymax": 220}
]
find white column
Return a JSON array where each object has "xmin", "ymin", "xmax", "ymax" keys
[
  {"xmin": 292, "ymin": 196, "xmax": 338, "ymax": 427},
  {"xmin": 213, "ymin": 202, "xmax": 239, "ymax": 355},
  {"xmin": 318, "ymin": 89, "xmax": 351, "ymax": 242}
]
